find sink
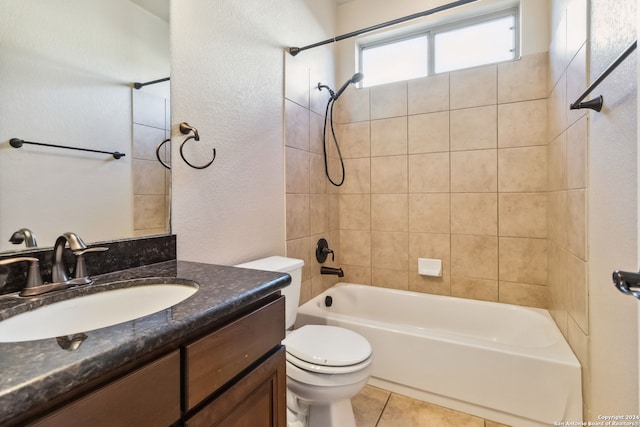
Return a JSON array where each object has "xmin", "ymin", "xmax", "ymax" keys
[{"xmin": 0, "ymin": 278, "xmax": 198, "ymax": 343}]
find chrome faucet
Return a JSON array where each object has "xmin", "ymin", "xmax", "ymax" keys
[
  {"xmin": 51, "ymin": 232, "xmax": 108, "ymax": 285},
  {"xmin": 52, "ymin": 232, "xmax": 88, "ymax": 284},
  {"xmin": 9, "ymin": 228, "xmax": 38, "ymax": 248}
]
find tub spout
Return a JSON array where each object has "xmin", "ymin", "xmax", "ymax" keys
[{"xmin": 320, "ymin": 266, "xmax": 344, "ymax": 277}]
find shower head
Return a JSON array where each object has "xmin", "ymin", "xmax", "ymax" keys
[{"xmin": 333, "ymin": 73, "xmax": 364, "ymax": 100}]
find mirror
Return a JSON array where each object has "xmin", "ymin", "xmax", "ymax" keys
[{"xmin": 0, "ymin": 0, "xmax": 171, "ymax": 253}]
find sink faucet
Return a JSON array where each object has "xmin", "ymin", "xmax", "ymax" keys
[
  {"xmin": 9, "ymin": 228, "xmax": 38, "ymax": 248},
  {"xmin": 52, "ymin": 232, "xmax": 88, "ymax": 283}
]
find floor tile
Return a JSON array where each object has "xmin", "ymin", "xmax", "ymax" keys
[
  {"xmin": 375, "ymin": 393, "xmax": 485, "ymax": 427},
  {"xmin": 353, "ymin": 385, "xmax": 390, "ymax": 427}
]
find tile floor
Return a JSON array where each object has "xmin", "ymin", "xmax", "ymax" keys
[{"xmin": 351, "ymin": 385, "xmax": 511, "ymax": 427}]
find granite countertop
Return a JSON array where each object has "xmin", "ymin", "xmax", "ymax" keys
[{"xmin": 0, "ymin": 260, "xmax": 290, "ymax": 424}]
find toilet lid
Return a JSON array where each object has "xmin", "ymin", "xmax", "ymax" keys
[{"xmin": 283, "ymin": 325, "xmax": 372, "ymax": 367}]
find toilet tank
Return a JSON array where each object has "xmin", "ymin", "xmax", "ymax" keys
[{"xmin": 234, "ymin": 256, "xmax": 304, "ymax": 329}]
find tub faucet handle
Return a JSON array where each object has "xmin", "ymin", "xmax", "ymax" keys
[{"xmin": 316, "ymin": 238, "xmax": 334, "ymax": 263}]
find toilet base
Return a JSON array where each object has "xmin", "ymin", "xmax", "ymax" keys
[
  {"xmin": 308, "ymin": 399, "xmax": 356, "ymax": 427},
  {"xmin": 287, "ymin": 396, "xmax": 356, "ymax": 427}
]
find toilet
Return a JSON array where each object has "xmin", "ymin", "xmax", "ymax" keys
[{"xmin": 235, "ymin": 256, "xmax": 372, "ymax": 427}]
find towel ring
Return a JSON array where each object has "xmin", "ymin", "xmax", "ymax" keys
[
  {"xmin": 179, "ymin": 135, "xmax": 216, "ymax": 169},
  {"xmin": 155, "ymin": 138, "xmax": 171, "ymax": 169}
]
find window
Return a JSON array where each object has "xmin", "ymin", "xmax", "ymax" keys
[{"xmin": 359, "ymin": 9, "xmax": 518, "ymax": 87}]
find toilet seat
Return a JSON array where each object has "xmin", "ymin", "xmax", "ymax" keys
[{"xmin": 283, "ymin": 325, "xmax": 372, "ymax": 375}]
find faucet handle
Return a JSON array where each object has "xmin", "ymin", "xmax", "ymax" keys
[
  {"xmin": 72, "ymin": 246, "xmax": 108, "ymax": 280},
  {"xmin": 0, "ymin": 257, "xmax": 43, "ymax": 289}
]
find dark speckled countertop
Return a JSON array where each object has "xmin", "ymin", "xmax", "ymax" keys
[{"xmin": 0, "ymin": 260, "xmax": 290, "ymax": 424}]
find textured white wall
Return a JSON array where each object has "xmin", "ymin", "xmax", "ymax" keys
[
  {"xmin": 170, "ymin": 0, "xmax": 336, "ymax": 265},
  {"xmin": 588, "ymin": 0, "xmax": 638, "ymax": 417},
  {"xmin": 335, "ymin": 0, "xmax": 549, "ymax": 82},
  {"xmin": 0, "ymin": 0, "xmax": 169, "ymax": 251}
]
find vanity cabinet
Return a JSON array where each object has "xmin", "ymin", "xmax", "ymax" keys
[
  {"xmin": 31, "ymin": 350, "xmax": 181, "ymax": 427},
  {"xmin": 28, "ymin": 295, "xmax": 286, "ymax": 427}
]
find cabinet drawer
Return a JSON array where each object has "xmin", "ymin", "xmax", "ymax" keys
[
  {"xmin": 32, "ymin": 350, "xmax": 180, "ymax": 427},
  {"xmin": 186, "ymin": 346, "xmax": 286, "ymax": 427},
  {"xmin": 185, "ymin": 296, "xmax": 285, "ymax": 410}
]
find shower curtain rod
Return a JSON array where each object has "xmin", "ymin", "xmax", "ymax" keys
[
  {"xmin": 133, "ymin": 77, "xmax": 170, "ymax": 89},
  {"xmin": 288, "ymin": 0, "xmax": 479, "ymax": 56}
]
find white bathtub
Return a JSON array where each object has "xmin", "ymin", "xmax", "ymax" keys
[{"xmin": 295, "ymin": 283, "xmax": 582, "ymax": 427}]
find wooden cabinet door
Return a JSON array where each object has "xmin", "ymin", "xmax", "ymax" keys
[
  {"xmin": 186, "ymin": 346, "xmax": 286, "ymax": 427},
  {"xmin": 31, "ymin": 350, "xmax": 180, "ymax": 427}
]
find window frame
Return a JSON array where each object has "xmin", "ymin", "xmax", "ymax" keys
[{"xmin": 357, "ymin": 7, "xmax": 520, "ymax": 87}]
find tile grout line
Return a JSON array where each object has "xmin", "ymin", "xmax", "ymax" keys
[{"xmin": 374, "ymin": 392, "xmax": 393, "ymax": 427}]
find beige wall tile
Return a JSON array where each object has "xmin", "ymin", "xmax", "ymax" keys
[
  {"xmin": 340, "ymin": 194, "xmax": 371, "ymax": 230},
  {"xmin": 371, "ymin": 155, "xmax": 408, "ymax": 193},
  {"xmin": 567, "ymin": 115, "xmax": 587, "ymax": 189},
  {"xmin": 547, "ymin": 132, "xmax": 567, "ymax": 192},
  {"xmin": 340, "ymin": 230, "xmax": 371, "ymax": 266},
  {"xmin": 329, "ymin": 194, "xmax": 340, "ymax": 231},
  {"xmin": 498, "ymin": 146, "xmax": 547, "ymax": 192},
  {"xmin": 134, "ymin": 195, "xmax": 165, "ymax": 229},
  {"xmin": 548, "ymin": 8, "xmax": 567, "ymax": 91},
  {"xmin": 567, "ymin": 189, "xmax": 586, "ymax": 260},
  {"xmin": 372, "ymin": 268, "xmax": 409, "ymax": 290},
  {"xmin": 371, "ymin": 231, "xmax": 408, "ymax": 271},
  {"xmin": 498, "ymin": 99, "xmax": 547, "ymax": 148},
  {"xmin": 566, "ymin": 42, "xmax": 588, "ymax": 126},
  {"xmin": 566, "ymin": 0, "xmax": 587, "ymax": 67},
  {"xmin": 372, "ymin": 194, "xmax": 408, "ymax": 232},
  {"xmin": 370, "ymin": 81, "xmax": 408, "ymax": 120},
  {"xmin": 133, "ymin": 159, "xmax": 166, "ymax": 195},
  {"xmin": 409, "ymin": 152, "xmax": 450, "ymax": 193},
  {"xmin": 286, "ymin": 194, "xmax": 309, "ymax": 240},
  {"xmin": 310, "ymin": 112, "xmax": 324, "ymax": 155},
  {"xmin": 451, "ymin": 277, "xmax": 498, "ymax": 302},
  {"xmin": 567, "ymin": 252, "xmax": 588, "ymax": 334},
  {"xmin": 450, "ymin": 149, "xmax": 497, "ymax": 193},
  {"xmin": 450, "ymin": 64, "xmax": 497, "ymax": 109},
  {"xmin": 408, "ymin": 73, "xmax": 449, "ymax": 114},
  {"xmin": 285, "ymin": 99, "xmax": 309, "ymax": 150},
  {"xmin": 451, "ymin": 234, "xmax": 498, "ymax": 280},
  {"xmin": 450, "ymin": 106, "xmax": 497, "ymax": 151},
  {"xmin": 408, "ymin": 111, "xmax": 449, "ymax": 154},
  {"xmin": 371, "ymin": 117, "xmax": 407, "ymax": 156},
  {"xmin": 498, "ymin": 52, "xmax": 548, "ymax": 103},
  {"xmin": 499, "ymin": 281, "xmax": 548, "ymax": 308},
  {"xmin": 310, "ymin": 194, "xmax": 329, "ymax": 235},
  {"xmin": 409, "ymin": 193, "xmax": 450, "ymax": 234},
  {"xmin": 499, "ymin": 237, "xmax": 547, "ymax": 285},
  {"xmin": 499, "ymin": 193, "xmax": 547, "ymax": 238},
  {"xmin": 547, "ymin": 73, "xmax": 567, "ymax": 141},
  {"xmin": 341, "ymin": 158, "xmax": 370, "ymax": 194},
  {"xmin": 408, "ymin": 232, "xmax": 451, "ymax": 295},
  {"xmin": 336, "ymin": 87, "xmax": 370, "ymax": 124},
  {"xmin": 342, "ymin": 264, "xmax": 372, "ymax": 285},
  {"xmin": 133, "ymin": 124, "xmax": 166, "ymax": 161},
  {"xmin": 548, "ymin": 244, "xmax": 568, "ymax": 333},
  {"xmin": 284, "ymin": 54, "xmax": 309, "ymax": 108},
  {"xmin": 309, "ymin": 153, "xmax": 327, "ymax": 194},
  {"xmin": 450, "ymin": 193, "xmax": 497, "ymax": 236},
  {"xmin": 340, "ymin": 121, "xmax": 371, "ymax": 158},
  {"xmin": 548, "ymin": 190, "xmax": 568, "ymax": 248},
  {"xmin": 286, "ymin": 147, "xmax": 310, "ymax": 194}
]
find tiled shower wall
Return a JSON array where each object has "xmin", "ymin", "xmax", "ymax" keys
[
  {"xmin": 547, "ymin": 0, "xmax": 590, "ymax": 416},
  {"xmin": 285, "ymin": 56, "xmax": 343, "ymax": 304},
  {"xmin": 132, "ymin": 90, "xmax": 171, "ymax": 237},
  {"xmin": 332, "ymin": 53, "xmax": 550, "ymax": 307}
]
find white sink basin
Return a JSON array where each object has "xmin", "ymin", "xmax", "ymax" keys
[{"xmin": 0, "ymin": 279, "xmax": 198, "ymax": 343}]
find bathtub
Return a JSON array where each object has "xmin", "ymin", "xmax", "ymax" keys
[{"xmin": 295, "ymin": 283, "xmax": 582, "ymax": 427}]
